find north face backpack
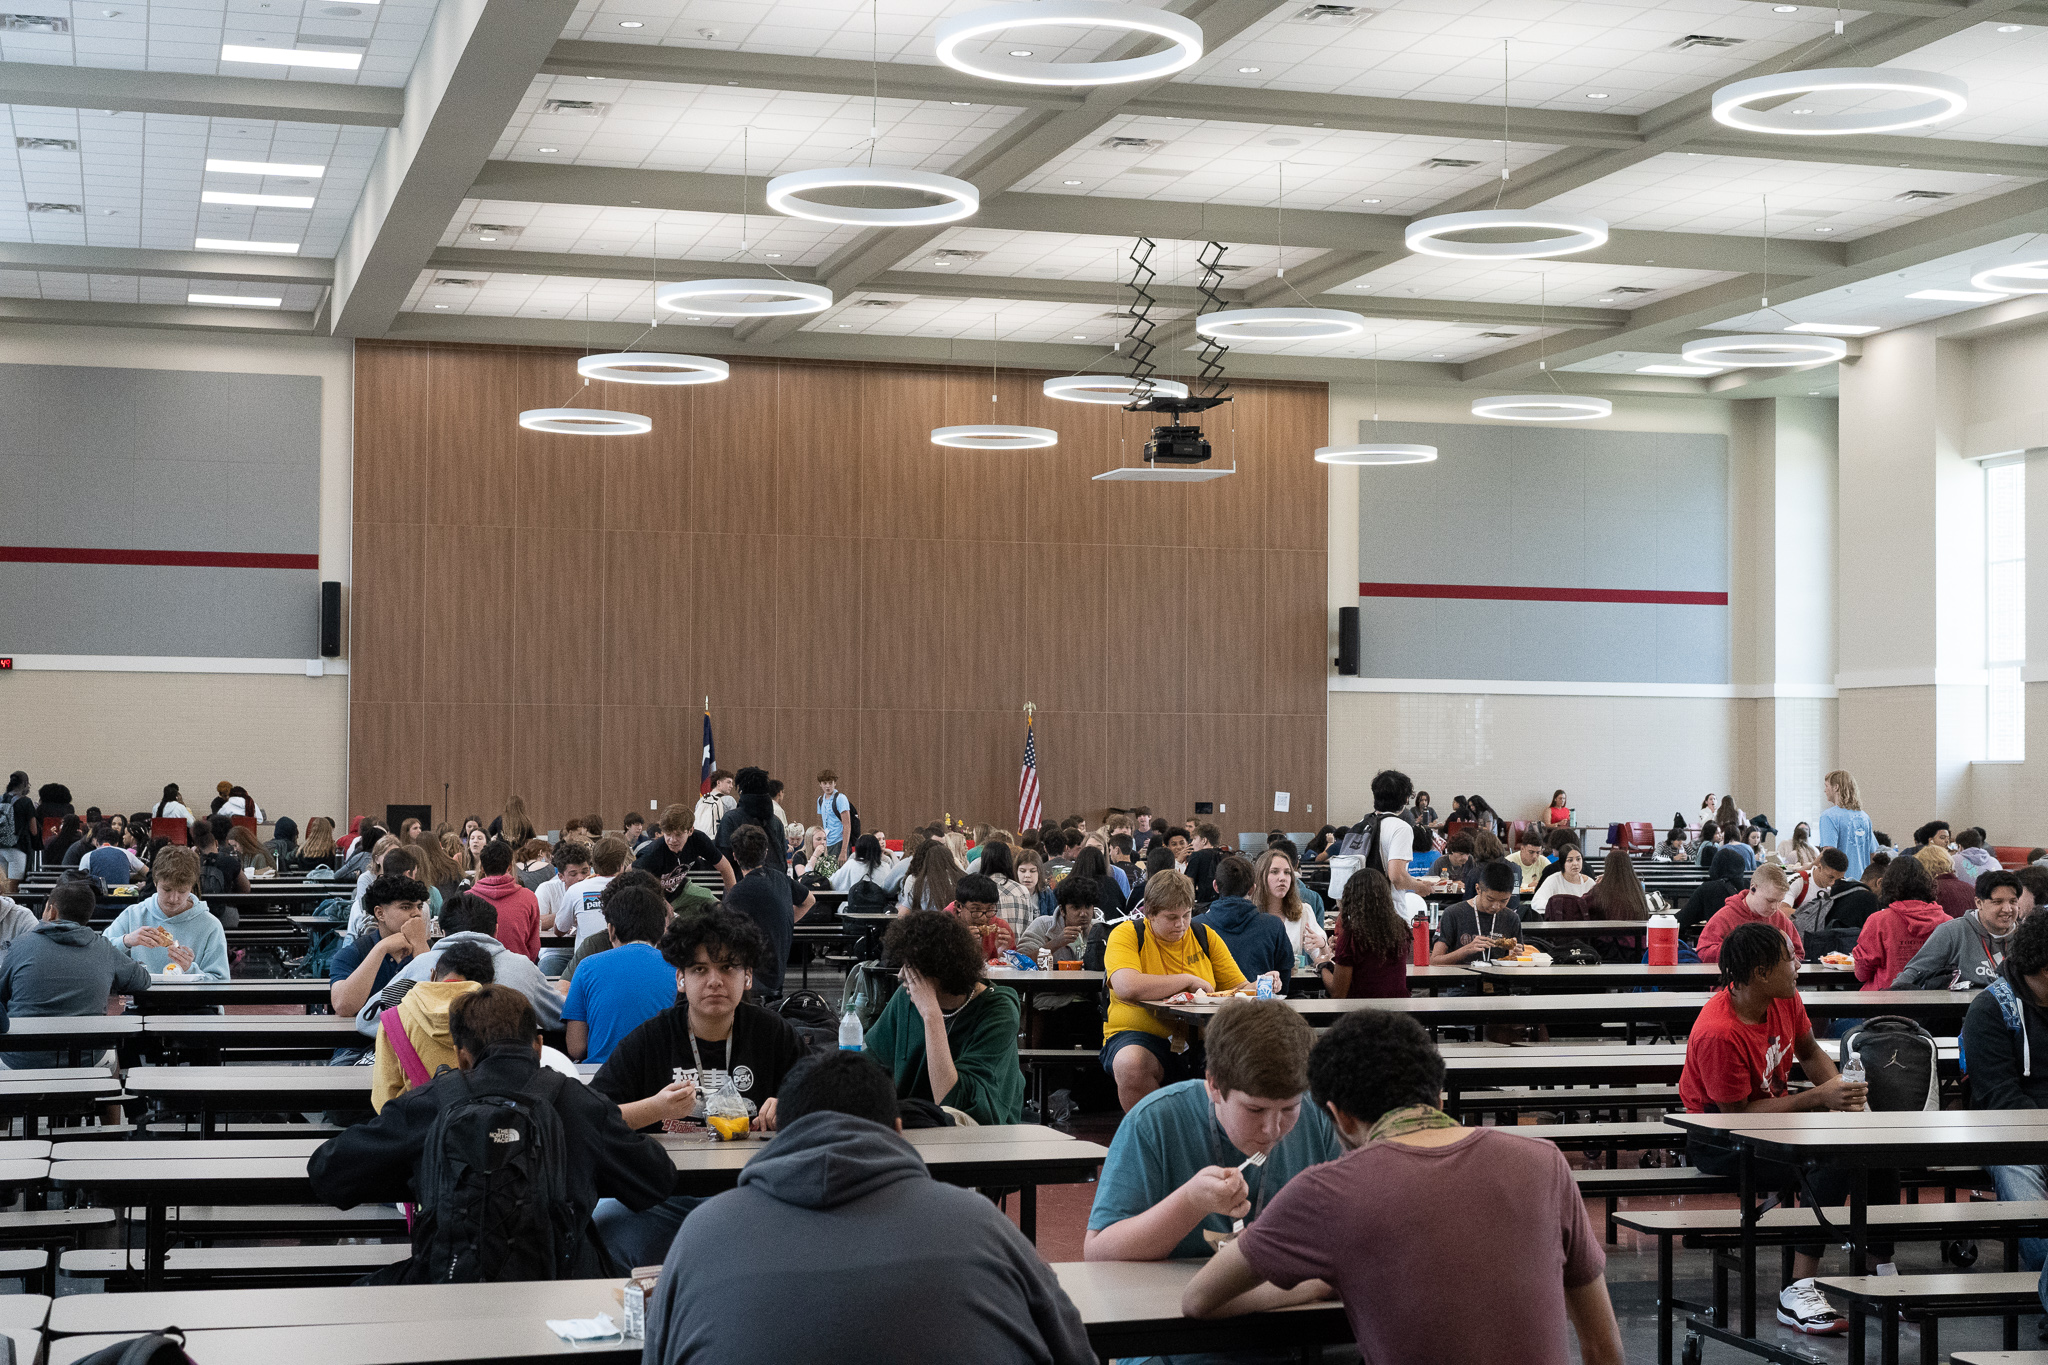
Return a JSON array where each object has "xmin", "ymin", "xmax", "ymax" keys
[
  {"xmin": 412, "ymin": 1068, "xmax": 582, "ymax": 1283},
  {"xmin": 1839, "ymin": 1015, "xmax": 1941, "ymax": 1111}
]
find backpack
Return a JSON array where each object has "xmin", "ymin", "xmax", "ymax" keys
[
  {"xmin": 1839, "ymin": 1016, "xmax": 1940, "ymax": 1111},
  {"xmin": 1082, "ymin": 918, "xmax": 1216, "ymax": 1010},
  {"xmin": 775, "ymin": 990, "xmax": 839, "ymax": 1053},
  {"xmin": 198, "ymin": 853, "xmax": 233, "ymax": 897},
  {"xmin": 68, "ymin": 1332, "xmax": 188, "ymax": 1365},
  {"xmin": 0, "ymin": 798, "xmax": 14, "ymax": 850},
  {"xmin": 840, "ymin": 960, "xmax": 895, "ymax": 1031},
  {"xmin": 845, "ymin": 870, "xmax": 895, "ymax": 915},
  {"xmin": 412, "ymin": 1068, "xmax": 582, "ymax": 1283}
]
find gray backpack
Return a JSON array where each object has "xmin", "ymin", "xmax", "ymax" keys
[{"xmin": 1839, "ymin": 1016, "xmax": 1940, "ymax": 1111}]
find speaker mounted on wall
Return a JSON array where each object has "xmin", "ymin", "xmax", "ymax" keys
[
  {"xmin": 320, "ymin": 581, "xmax": 342, "ymax": 658},
  {"xmin": 1336, "ymin": 606, "xmax": 1360, "ymax": 676}
]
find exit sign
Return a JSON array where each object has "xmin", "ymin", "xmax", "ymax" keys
[{"xmin": 0, "ymin": 658, "xmax": 11, "ymax": 670}]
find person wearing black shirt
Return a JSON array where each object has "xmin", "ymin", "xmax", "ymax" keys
[
  {"xmin": 715, "ymin": 766, "xmax": 787, "ymax": 872},
  {"xmin": 722, "ymin": 823, "xmax": 813, "ymax": 1003},
  {"xmin": 635, "ymin": 805, "xmax": 734, "ymax": 904},
  {"xmin": 1183, "ymin": 822, "xmax": 1225, "ymax": 905},
  {"xmin": 591, "ymin": 908, "xmax": 807, "ymax": 1270}
]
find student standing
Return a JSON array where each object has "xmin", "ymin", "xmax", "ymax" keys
[
  {"xmin": 635, "ymin": 804, "xmax": 734, "ymax": 903},
  {"xmin": 1816, "ymin": 769, "xmax": 1876, "ymax": 880},
  {"xmin": 815, "ymin": 769, "xmax": 853, "ymax": 861},
  {"xmin": 722, "ymin": 824, "xmax": 813, "ymax": 1005},
  {"xmin": 693, "ymin": 770, "xmax": 736, "ymax": 840}
]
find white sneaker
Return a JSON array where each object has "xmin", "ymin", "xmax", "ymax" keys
[{"xmin": 1778, "ymin": 1278, "xmax": 1849, "ymax": 1335}]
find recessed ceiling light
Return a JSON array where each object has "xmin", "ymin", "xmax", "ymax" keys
[
  {"xmin": 1998, "ymin": 23, "xmax": 2022, "ymax": 31},
  {"xmin": 539, "ymin": 147, "xmax": 559, "ymax": 153},
  {"xmin": 1432, "ymin": 352, "xmax": 1446, "ymax": 357},
  {"xmin": 194, "ymin": 237, "xmax": 299, "ymax": 253},
  {"xmin": 951, "ymin": 101, "xmax": 972, "ymax": 106},
  {"xmin": 1791, "ymin": 107, "xmax": 1815, "ymax": 114},
  {"xmin": 765, "ymin": 252, "xmax": 781, "ymax": 258},
  {"xmin": 1786, "ymin": 322, "xmax": 1879, "ymax": 335},
  {"xmin": 1008, "ymin": 48, "xmax": 1032, "ymax": 55},
  {"xmin": 206, "ymin": 158, "xmax": 324, "ymax": 177},
  {"xmin": 187, "ymin": 293, "xmax": 281, "ymax": 307},
  {"xmin": 220, "ymin": 43, "xmax": 361, "ymax": 69},
  {"xmin": 1598, "ymin": 296, "xmax": 1616, "ymax": 302},
  {"xmin": 1813, "ymin": 226, "xmax": 1835, "ymax": 232},
  {"xmin": 1637, "ymin": 363, "xmax": 1721, "ymax": 376},
  {"xmin": 202, "ymin": 190, "xmax": 314, "ymax": 208},
  {"xmin": 1073, "ymin": 334, "xmax": 1086, "ymax": 338},
  {"xmin": 1360, "ymin": 197, "xmax": 1380, "ymax": 203},
  {"xmin": 1063, "ymin": 179, "xmax": 1082, "ymax": 185},
  {"xmin": 1909, "ymin": 288, "xmax": 2005, "ymax": 302},
  {"xmin": 838, "ymin": 323, "xmax": 852, "ymax": 327},
  {"xmin": 1772, "ymin": 4, "xmax": 1796, "ymax": 10},
  {"xmin": 478, "ymin": 235, "xmax": 497, "ymax": 241},
  {"xmin": 688, "ymin": 316, "xmax": 701, "ymax": 321},
  {"xmin": 433, "ymin": 303, "xmax": 447, "ymax": 308},
  {"xmin": 1586, "ymin": 92, "xmax": 1609, "ymax": 99},
  {"xmin": 618, "ymin": 19, "xmax": 643, "ymax": 26},
  {"xmin": 1237, "ymin": 65, "xmax": 1260, "ymax": 72}
]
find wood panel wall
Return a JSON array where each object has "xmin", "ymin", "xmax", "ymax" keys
[{"xmin": 349, "ymin": 340, "xmax": 1327, "ymax": 842}]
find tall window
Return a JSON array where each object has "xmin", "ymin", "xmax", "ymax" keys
[{"xmin": 1987, "ymin": 458, "xmax": 2026, "ymax": 761}]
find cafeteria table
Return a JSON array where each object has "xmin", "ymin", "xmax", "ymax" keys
[{"xmin": 1461, "ymin": 961, "xmax": 1858, "ymax": 991}]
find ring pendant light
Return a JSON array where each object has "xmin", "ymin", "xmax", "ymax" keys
[
  {"xmin": 518, "ymin": 408, "xmax": 653, "ymax": 435},
  {"xmin": 1043, "ymin": 374, "xmax": 1189, "ymax": 404},
  {"xmin": 576, "ymin": 353, "xmax": 730, "ymax": 385},
  {"xmin": 1681, "ymin": 334, "xmax": 1848, "ymax": 367},
  {"xmin": 1194, "ymin": 307, "xmax": 1367, "ymax": 341},
  {"xmin": 1316, "ymin": 443, "xmax": 1437, "ymax": 465},
  {"xmin": 1971, "ymin": 259, "xmax": 2048, "ymax": 295},
  {"xmin": 935, "ymin": 1, "xmax": 1203, "ymax": 86},
  {"xmin": 931, "ymin": 424, "xmax": 1059, "ymax": 449},
  {"xmin": 1471, "ymin": 395, "xmax": 1613, "ymax": 422},
  {"xmin": 1405, "ymin": 209, "xmax": 1608, "ymax": 261},
  {"xmin": 1711, "ymin": 68, "xmax": 1967, "ymax": 135},
  {"xmin": 655, "ymin": 279, "xmax": 833, "ymax": 317},
  {"xmin": 765, "ymin": 167, "xmax": 978, "ymax": 227}
]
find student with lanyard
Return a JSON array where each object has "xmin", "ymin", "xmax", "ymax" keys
[
  {"xmin": 1336, "ymin": 769, "xmax": 1434, "ymax": 920},
  {"xmin": 1430, "ymin": 860, "xmax": 1521, "ymax": 966},
  {"xmin": 1086, "ymin": 998, "xmax": 1341, "ymax": 1298},
  {"xmin": 590, "ymin": 907, "xmax": 807, "ymax": 1271}
]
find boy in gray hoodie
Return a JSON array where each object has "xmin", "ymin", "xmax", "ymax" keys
[
  {"xmin": 1895, "ymin": 869, "xmax": 2023, "ymax": 991},
  {"xmin": 0, "ymin": 881, "xmax": 150, "ymax": 1067}
]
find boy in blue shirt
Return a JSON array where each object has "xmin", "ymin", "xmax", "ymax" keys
[
  {"xmin": 563, "ymin": 885, "xmax": 676, "ymax": 1065},
  {"xmin": 103, "ymin": 845, "xmax": 230, "ymax": 980},
  {"xmin": 1085, "ymin": 997, "xmax": 1340, "ymax": 1266}
]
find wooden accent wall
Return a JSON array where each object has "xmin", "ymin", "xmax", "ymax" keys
[{"xmin": 349, "ymin": 341, "xmax": 1327, "ymax": 842}]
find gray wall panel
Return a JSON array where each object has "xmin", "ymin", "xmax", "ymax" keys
[
  {"xmin": 1354, "ymin": 420, "xmax": 1730, "ymax": 684},
  {"xmin": 0, "ymin": 564, "xmax": 320, "ymax": 656}
]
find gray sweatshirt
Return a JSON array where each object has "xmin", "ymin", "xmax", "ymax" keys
[
  {"xmin": 643, "ymin": 1110, "xmax": 1094, "ymax": 1365},
  {"xmin": 0, "ymin": 920, "xmax": 151, "ymax": 1041},
  {"xmin": 1893, "ymin": 909, "xmax": 2013, "ymax": 991},
  {"xmin": 352, "ymin": 930, "xmax": 562, "ymax": 1035}
]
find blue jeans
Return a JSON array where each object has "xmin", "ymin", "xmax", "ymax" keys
[
  {"xmin": 593, "ymin": 1194, "xmax": 707, "ymax": 1271},
  {"xmin": 1992, "ymin": 1163, "xmax": 2048, "ymax": 1310},
  {"xmin": 539, "ymin": 949, "xmax": 572, "ymax": 977}
]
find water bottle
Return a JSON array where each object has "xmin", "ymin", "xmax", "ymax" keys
[
  {"xmin": 1411, "ymin": 916, "xmax": 1431, "ymax": 967},
  {"xmin": 1646, "ymin": 912, "xmax": 1680, "ymax": 966},
  {"xmin": 1842, "ymin": 1053, "xmax": 1865, "ymax": 1085},
  {"xmin": 838, "ymin": 1011, "xmax": 864, "ymax": 1052},
  {"xmin": 1036, "ymin": 948, "xmax": 1052, "ymax": 971},
  {"xmin": 1256, "ymin": 973, "xmax": 1274, "ymax": 1000}
]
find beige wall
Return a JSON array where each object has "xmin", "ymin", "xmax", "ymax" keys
[{"xmin": 0, "ymin": 323, "xmax": 354, "ymax": 828}]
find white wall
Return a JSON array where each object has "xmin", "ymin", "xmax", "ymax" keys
[
  {"xmin": 1324, "ymin": 381, "xmax": 1837, "ymax": 834},
  {"xmin": 0, "ymin": 323, "xmax": 354, "ymax": 826}
]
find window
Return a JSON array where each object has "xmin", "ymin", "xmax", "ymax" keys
[{"xmin": 1987, "ymin": 458, "xmax": 2026, "ymax": 761}]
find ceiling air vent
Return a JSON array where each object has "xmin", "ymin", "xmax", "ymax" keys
[
  {"xmin": 463, "ymin": 224, "xmax": 521, "ymax": 238},
  {"xmin": 1669, "ymin": 33, "xmax": 1745, "ymax": 49},
  {"xmin": 15, "ymin": 137, "xmax": 77, "ymax": 151},
  {"xmin": 1288, "ymin": 4, "xmax": 1377, "ymax": 24},
  {"xmin": 1100, "ymin": 136, "xmax": 1168, "ymax": 152},
  {"xmin": 27, "ymin": 202, "xmax": 81, "ymax": 213},
  {"xmin": 1894, "ymin": 189, "xmax": 1954, "ymax": 201},
  {"xmin": 0, "ymin": 13, "xmax": 68, "ymax": 31},
  {"xmin": 1477, "ymin": 331, "xmax": 1518, "ymax": 338},
  {"xmin": 1612, "ymin": 286, "xmax": 1657, "ymax": 294},
  {"xmin": 1423, "ymin": 157, "xmax": 1481, "ymax": 169},
  {"xmin": 851, "ymin": 298, "xmax": 903, "ymax": 309},
  {"xmin": 929, "ymin": 249, "xmax": 983, "ymax": 266},
  {"xmin": 540, "ymin": 99, "xmax": 610, "ymax": 115},
  {"xmin": 434, "ymin": 278, "xmax": 483, "ymax": 287}
]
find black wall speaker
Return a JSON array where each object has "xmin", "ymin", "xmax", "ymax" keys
[
  {"xmin": 1336, "ymin": 606, "xmax": 1360, "ymax": 676},
  {"xmin": 320, "ymin": 581, "xmax": 342, "ymax": 658}
]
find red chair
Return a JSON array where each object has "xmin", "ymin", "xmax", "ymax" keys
[
  {"xmin": 1626, "ymin": 822, "xmax": 1656, "ymax": 855},
  {"xmin": 150, "ymin": 818, "xmax": 189, "ymax": 846},
  {"xmin": 1442, "ymin": 821, "xmax": 1476, "ymax": 843},
  {"xmin": 229, "ymin": 815, "xmax": 258, "ymax": 835},
  {"xmin": 1506, "ymin": 820, "xmax": 1535, "ymax": 849}
]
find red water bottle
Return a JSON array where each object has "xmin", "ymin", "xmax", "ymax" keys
[
  {"xmin": 1412, "ymin": 916, "xmax": 1431, "ymax": 967},
  {"xmin": 1647, "ymin": 913, "xmax": 1679, "ymax": 967}
]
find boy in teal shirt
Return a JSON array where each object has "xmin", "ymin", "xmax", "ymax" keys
[{"xmin": 104, "ymin": 844, "xmax": 231, "ymax": 981}]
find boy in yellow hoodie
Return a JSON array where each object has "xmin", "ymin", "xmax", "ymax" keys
[{"xmin": 370, "ymin": 941, "xmax": 495, "ymax": 1111}]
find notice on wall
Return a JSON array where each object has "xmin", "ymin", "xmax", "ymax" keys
[{"xmin": 1273, "ymin": 792, "xmax": 1291, "ymax": 813}]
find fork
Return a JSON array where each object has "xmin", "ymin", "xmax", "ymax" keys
[{"xmin": 1231, "ymin": 1151, "xmax": 1267, "ymax": 1233}]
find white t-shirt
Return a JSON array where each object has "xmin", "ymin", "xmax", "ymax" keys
[
  {"xmin": 562, "ymin": 874, "xmax": 613, "ymax": 943},
  {"xmin": 1372, "ymin": 814, "xmax": 1414, "ymax": 870},
  {"xmin": 1532, "ymin": 872, "xmax": 1595, "ymax": 910}
]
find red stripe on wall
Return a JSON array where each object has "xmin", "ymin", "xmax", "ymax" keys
[
  {"xmin": 0, "ymin": 547, "xmax": 319, "ymax": 571},
  {"xmin": 1360, "ymin": 581, "xmax": 1728, "ymax": 606}
]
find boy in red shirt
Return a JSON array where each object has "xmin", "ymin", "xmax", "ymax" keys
[{"xmin": 1680, "ymin": 921, "xmax": 1895, "ymax": 1334}]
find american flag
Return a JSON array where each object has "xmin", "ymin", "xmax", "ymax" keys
[
  {"xmin": 1017, "ymin": 715, "xmax": 1042, "ymax": 830},
  {"xmin": 699, "ymin": 708, "xmax": 716, "ymax": 795}
]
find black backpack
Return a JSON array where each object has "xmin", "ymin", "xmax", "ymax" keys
[
  {"xmin": 412, "ymin": 1068, "xmax": 582, "ymax": 1283},
  {"xmin": 68, "ymin": 1333, "xmax": 182, "ymax": 1365},
  {"xmin": 1082, "ymin": 916, "xmax": 1215, "ymax": 978},
  {"xmin": 1839, "ymin": 1016, "xmax": 1940, "ymax": 1111},
  {"xmin": 845, "ymin": 869, "xmax": 894, "ymax": 915},
  {"xmin": 198, "ymin": 853, "xmax": 234, "ymax": 897},
  {"xmin": 775, "ymin": 989, "xmax": 839, "ymax": 1053},
  {"xmin": 841, "ymin": 800, "xmax": 861, "ymax": 850}
]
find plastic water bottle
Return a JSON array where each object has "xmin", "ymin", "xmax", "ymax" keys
[
  {"xmin": 838, "ymin": 1011, "xmax": 864, "ymax": 1052},
  {"xmin": 1036, "ymin": 948, "xmax": 1052, "ymax": 971},
  {"xmin": 1842, "ymin": 1053, "xmax": 1865, "ymax": 1085}
]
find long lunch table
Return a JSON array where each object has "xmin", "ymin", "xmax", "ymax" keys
[
  {"xmin": 1462, "ymin": 961, "xmax": 1859, "ymax": 991},
  {"xmin": 53, "ymin": 1124, "xmax": 1107, "ymax": 1287},
  {"xmin": 135, "ymin": 980, "xmax": 335, "ymax": 1011},
  {"xmin": 1663, "ymin": 1110, "xmax": 2048, "ymax": 1365},
  {"xmin": 140, "ymin": 1014, "xmax": 364, "ymax": 1055}
]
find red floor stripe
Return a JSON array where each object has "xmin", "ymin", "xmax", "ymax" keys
[
  {"xmin": 0, "ymin": 547, "xmax": 318, "ymax": 570},
  {"xmin": 1361, "ymin": 581, "xmax": 1727, "ymax": 606}
]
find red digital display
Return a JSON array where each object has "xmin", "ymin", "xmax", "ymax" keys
[{"xmin": 0, "ymin": 659, "xmax": 11, "ymax": 670}]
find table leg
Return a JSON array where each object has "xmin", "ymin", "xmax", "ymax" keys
[
  {"xmin": 1739, "ymin": 1144, "xmax": 1757, "ymax": 1338},
  {"xmin": 1021, "ymin": 1185, "xmax": 1037, "ymax": 1243},
  {"xmin": 1656, "ymin": 1233, "xmax": 1674, "ymax": 1365},
  {"xmin": 1917, "ymin": 1314, "xmax": 1936, "ymax": 1365},
  {"xmin": 1849, "ymin": 1301, "xmax": 1866, "ymax": 1365},
  {"xmin": 1879, "ymin": 1308, "xmax": 1897, "ymax": 1365},
  {"xmin": 145, "ymin": 1199, "xmax": 166, "ymax": 1291},
  {"xmin": 1849, "ymin": 1166, "xmax": 1868, "ymax": 1276}
]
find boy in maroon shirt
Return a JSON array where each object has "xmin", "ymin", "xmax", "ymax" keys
[
  {"xmin": 1680, "ymin": 920, "xmax": 1894, "ymax": 1334},
  {"xmin": 1182, "ymin": 1011, "xmax": 1623, "ymax": 1365}
]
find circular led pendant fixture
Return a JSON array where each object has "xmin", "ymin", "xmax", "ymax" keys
[
  {"xmin": 1971, "ymin": 259, "xmax": 2048, "ymax": 295},
  {"xmin": 655, "ymin": 278, "xmax": 833, "ymax": 318},
  {"xmin": 935, "ymin": 2, "xmax": 1202, "ymax": 86},
  {"xmin": 930, "ymin": 424, "xmax": 1059, "ymax": 449},
  {"xmin": 1042, "ymin": 374, "xmax": 1189, "ymax": 405},
  {"xmin": 1471, "ymin": 395, "xmax": 1613, "ymax": 422},
  {"xmin": 1711, "ymin": 67, "xmax": 1967, "ymax": 135},
  {"xmin": 1681, "ymin": 334, "xmax": 1848, "ymax": 367},
  {"xmin": 518, "ymin": 407, "xmax": 653, "ymax": 435},
  {"xmin": 1314, "ymin": 443, "xmax": 1437, "ymax": 465},
  {"xmin": 1404, "ymin": 209, "xmax": 1609, "ymax": 260},
  {"xmin": 575, "ymin": 353, "xmax": 730, "ymax": 385},
  {"xmin": 1194, "ymin": 307, "xmax": 1368, "ymax": 341},
  {"xmin": 765, "ymin": 167, "xmax": 979, "ymax": 227}
]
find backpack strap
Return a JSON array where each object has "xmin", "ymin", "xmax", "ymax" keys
[{"xmin": 380, "ymin": 1007, "xmax": 434, "ymax": 1089}]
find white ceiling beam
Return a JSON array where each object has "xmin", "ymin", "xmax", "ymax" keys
[
  {"xmin": 0, "ymin": 298, "xmax": 317, "ymax": 332},
  {"xmin": 326, "ymin": 0, "xmax": 580, "ymax": 337},
  {"xmin": 0, "ymin": 242, "xmax": 334, "ymax": 285},
  {"xmin": 0, "ymin": 61, "xmax": 405, "ymax": 126},
  {"xmin": 463, "ymin": 160, "xmax": 1848, "ymax": 276}
]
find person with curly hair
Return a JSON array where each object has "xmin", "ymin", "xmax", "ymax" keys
[{"xmin": 864, "ymin": 908, "xmax": 1024, "ymax": 1125}]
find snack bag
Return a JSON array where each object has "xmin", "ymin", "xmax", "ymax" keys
[{"xmin": 705, "ymin": 1074, "xmax": 750, "ymax": 1141}]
